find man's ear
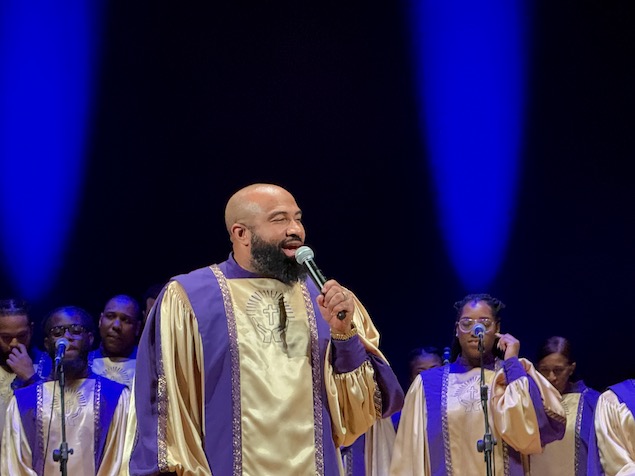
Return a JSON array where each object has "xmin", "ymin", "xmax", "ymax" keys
[
  {"xmin": 88, "ymin": 332, "xmax": 95, "ymax": 348},
  {"xmin": 231, "ymin": 223, "xmax": 250, "ymax": 245}
]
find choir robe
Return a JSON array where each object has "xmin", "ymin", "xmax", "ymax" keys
[
  {"xmin": 530, "ymin": 380, "xmax": 602, "ymax": 476},
  {"xmin": 595, "ymin": 379, "xmax": 635, "ymax": 476},
  {"xmin": 89, "ymin": 347, "xmax": 137, "ymax": 388},
  {"xmin": 390, "ymin": 357, "xmax": 566, "ymax": 476},
  {"xmin": 0, "ymin": 350, "xmax": 51, "ymax": 447},
  {"xmin": 1, "ymin": 374, "xmax": 129, "ymax": 476},
  {"xmin": 127, "ymin": 254, "xmax": 404, "ymax": 476}
]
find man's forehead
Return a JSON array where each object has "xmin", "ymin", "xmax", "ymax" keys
[
  {"xmin": 50, "ymin": 312, "xmax": 83, "ymax": 324},
  {"xmin": 104, "ymin": 299, "xmax": 136, "ymax": 314}
]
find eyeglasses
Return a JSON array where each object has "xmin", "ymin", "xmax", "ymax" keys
[
  {"xmin": 48, "ymin": 324, "xmax": 88, "ymax": 338},
  {"xmin": 457, "ymin": 318, "xmax": 495, "ymax": 333},
  {"xmin": 537, "ymin": 366, "xmax": 570, "ymax": 377}
]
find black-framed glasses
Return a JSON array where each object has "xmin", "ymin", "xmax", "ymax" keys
[
  {"xmin": 48, "ymin": 324, "xmax": 88, "ymax": 338},
  {"xmin": 457, "ymin": 318, "xmax": 495, "ymax": 333}
]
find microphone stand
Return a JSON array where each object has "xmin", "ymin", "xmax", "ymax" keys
[
  {"xmin": 52, "ymin": 360, "xmax": 73, "ymax": 476},
  {"xmin": 476, "ymin": 335, "xmax": 496, "ymax": 476}
]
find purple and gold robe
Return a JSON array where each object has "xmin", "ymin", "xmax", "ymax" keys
[
  {"xmin": 595, "ymin": 379, "xmax": 635, "ymax": 476},
  {"xmin": 127, "ymin": 255, "xmax": 404, "ymax": 475},
  {"xmin": 530, "ymin": 380, "xmax": 602, "ymax": 476},
  {"xmin": 1, "ymin": 374, "xmax": 129, "ymax": 476},
  {"xmin": 390, "ymin": 357, "xmax": 566, "ymax": 476},
  {"xmin": 89, "ymin": 347, "xmax": 137, "ymax": 388}
]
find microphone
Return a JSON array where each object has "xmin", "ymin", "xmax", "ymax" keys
[
  {"xmin": 443, "ymin": 346, "xmax": 451, "ymax": 365},
  {"xmin": 473, "ymin": 323, "xmax": 486, "ymax": 339},
  {"xmin": 473, "ymin": 323, "xmax": 486, "ymax": 352},
  {"xmin": 295, "ymin": 246, "xmax": 346, "ymax": 320},
  {"xmin": 54, "ymin": 338, "xmax": 69, "ymax": 368}
]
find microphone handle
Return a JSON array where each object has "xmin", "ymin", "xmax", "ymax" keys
[{"xmin": 305, "ymin": 259, "xmax": 346, "ymax": 321}]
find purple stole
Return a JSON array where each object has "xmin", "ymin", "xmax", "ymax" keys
[
  {"xmin": 609, "ymin": 379, "xmax": 635, "ymax": 415},
  {"xmin": 14, "ymin": 374, "xmax": 126, "ymax": 475},
  {"xmin": 419, "ymin": 361, "xmax": 526, "ymax": 476},
  {"xmin": 341, "ymin": 434, "xmax": 366, "ymax": 476},
  {"xmin": 566, "ymin": 381, "xmax": 602, "ymax": 476}
]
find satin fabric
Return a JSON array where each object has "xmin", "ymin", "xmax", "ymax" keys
[
  {"xmin": 1, "ymin": 378, "xmax": 129, "ymax": 476},
  {"xmin": 126, "ymin": 257, "xmax": 403, "ymax": 476},
  {"xmin": 0, "ymin": 350, "xmax": 49, "ymax": 447},
  {"xmin": 530, "ymin": 381, "xmax": 601, "ymax": 476},
  {"xmin": 595, "ymin": 383, "xmax": 635, "ymax": 476},
  {"xmin": 89, "ymin": 347, "xmax": 137, "ymax": 388},
  {"xmin": 390, "ymin": 358, "xmax": 566, "ymax": 476}
]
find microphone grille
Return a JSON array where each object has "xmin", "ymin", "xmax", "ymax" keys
[
  {"xmin": 56, "ymin": 337, "xmax": 70, "ymax": 349},
  {"xmin": 295, "ymin": 246, "xmax": 314, "ymax": 265},
  {"xmin": 473, "ymin": 323, "xmax": 486, "ymax": 336}
]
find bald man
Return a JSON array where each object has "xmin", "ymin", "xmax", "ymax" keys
[{"xmin": 126, "ymin": 183, "xmax": 404, "ymax": 476}]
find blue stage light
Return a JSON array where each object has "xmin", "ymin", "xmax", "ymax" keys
[
  {"xmin": 0, "ymin": 2, "xmax": 103, "ymax": 300},
  {"xmin": 409, "ymin": 1, "xmax": 530, "ymax": 290}
]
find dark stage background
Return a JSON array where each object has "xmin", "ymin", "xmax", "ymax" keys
[{"xmin": 1, "ymin": 1, "xmax": 634, "ymax": 392}]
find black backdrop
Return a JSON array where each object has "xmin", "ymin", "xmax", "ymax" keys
[{"xmin": 1, "ymin": 1, "xmax": 634, "ymax": 392}]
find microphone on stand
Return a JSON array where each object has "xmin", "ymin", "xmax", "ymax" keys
[
  {"xmin": 54, "ymin": 338, "xmax": 69, "ymax": 369},
  {"xmin": 295, "ymin": 246, "xmax": 346, "ymax": 320},
  {"xmin": 473, "ymin": 323, "xmax": 486, "ymax": 352},
  {"xmin": 442, "ymin": 346, "xmax": 451, "ymax": 365}
]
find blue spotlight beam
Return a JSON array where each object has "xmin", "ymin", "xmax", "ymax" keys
[
  {"xmin": 0, "ymin": 2, "xmax": 102, "ymax": 301},
  {"xmin": 411, "ymin": 1, "xmax": 529, "ymax": 290}
]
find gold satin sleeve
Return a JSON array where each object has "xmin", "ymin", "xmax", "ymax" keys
[
  {"xmin": 120, "ymin": 281, "xmax": 212, "ymax": 476},
  {"xmin": 120, "ymin": 378, "xmax": 137, "ymax": 476},
  {"xmin": 491, "ymin": 358, "xmax": 566, "ymax": 455},
  {"xmin": 98, "ymin": 387, "xmax": 131, "ymax": 476},
  {"xmin": 155, "ymin": 281, "xmax": 211, "ymax": 476},
  {"xmin": 389, "ymin": 375, "xmax": 429, "ymax": 476},
  {"xmin": 594, "ymin": 389, "xmax": 635, "ymax": 476},
  {"xmin": 325, "ymin": 294, "xmax": 388, "ymax": 447},
  {"xmin": 1, "ymin": 396, "xmax": 37, "ymax": 476}
]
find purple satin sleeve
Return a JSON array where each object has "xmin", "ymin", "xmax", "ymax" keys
[
  {"xmin": 330, "ymin": 336, "xmax": 404, "ymax": 417},
  {"xmin": 504, "ymin": 357, "xmax": 566, "ymax": 446}
]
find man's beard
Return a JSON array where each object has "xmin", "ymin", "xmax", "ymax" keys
[
  {"xmin": 48, "ymin": 349, "xmax": 90, "ymax": 379},
  {"xmin": 250, "ymin": 234, "xmax": 307, "ymax": 285}
]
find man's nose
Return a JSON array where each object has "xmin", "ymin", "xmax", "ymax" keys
[{"xmin": 287, "ymin": 219, "xmax": 303, "ymax": 235}]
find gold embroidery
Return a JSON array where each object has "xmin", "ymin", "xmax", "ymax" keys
[
  {"xmin": 300, "ymin": 282, "xmax": 325, "ymax": 476},
  {"xmin": 212, "ymin": 264, "xmax": 243, "ymax": 475}
]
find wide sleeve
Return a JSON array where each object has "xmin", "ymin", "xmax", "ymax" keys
[
  {"xmin": 491, "ymin": 357, "xmax": 566, "ymax": 454},
  {"xmin": 1, "ymin": 396, "xmax": 37, "ymax": 476},
  {"xmin": 594, "ymin": 389, "xmax": 635, "ymax": 476},
  {"xmin": 324, "ymin": 294, "xmax": 404, "ymax": 447},
  {"xmin": 389, "ymin": 375, "xmax": 429, "ymax": 476},
  {"xmin": 97, "ymin": 387, "xmax": 130, "ymax": 476},
  {"xmin": 128, "ymin": 281, "xmax": 211, "ymax": 475}
]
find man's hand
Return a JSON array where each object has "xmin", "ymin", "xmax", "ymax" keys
[
  {"xmin": 317, "ymin": 280, "xmax": 355, "ymax": 335},
  {"xmin": 6, "ymin": 344, "xmax": 36, "ymax": 381}
]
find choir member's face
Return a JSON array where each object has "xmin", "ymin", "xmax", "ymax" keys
[
  {"xmin": 409, "ymin": 354, "xmax": 442, "ymax": 382},
  {"xmin": 99, "ymin": 297, "xmax": 140, "ymax": 358},
  {"xmin": 537, "ymin": 352, "xmax": 575, "ymax": 394},
  {"xmin": 0, "ymin": 314, "xmax": 32, "ymax": 363},
  {"xmin": 44, "ymin": 311, "xmax": 94, "ymax": 363},
  {"xmin": 456, "ymin": 301, "xmax": 500, "ymax": 362}
]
